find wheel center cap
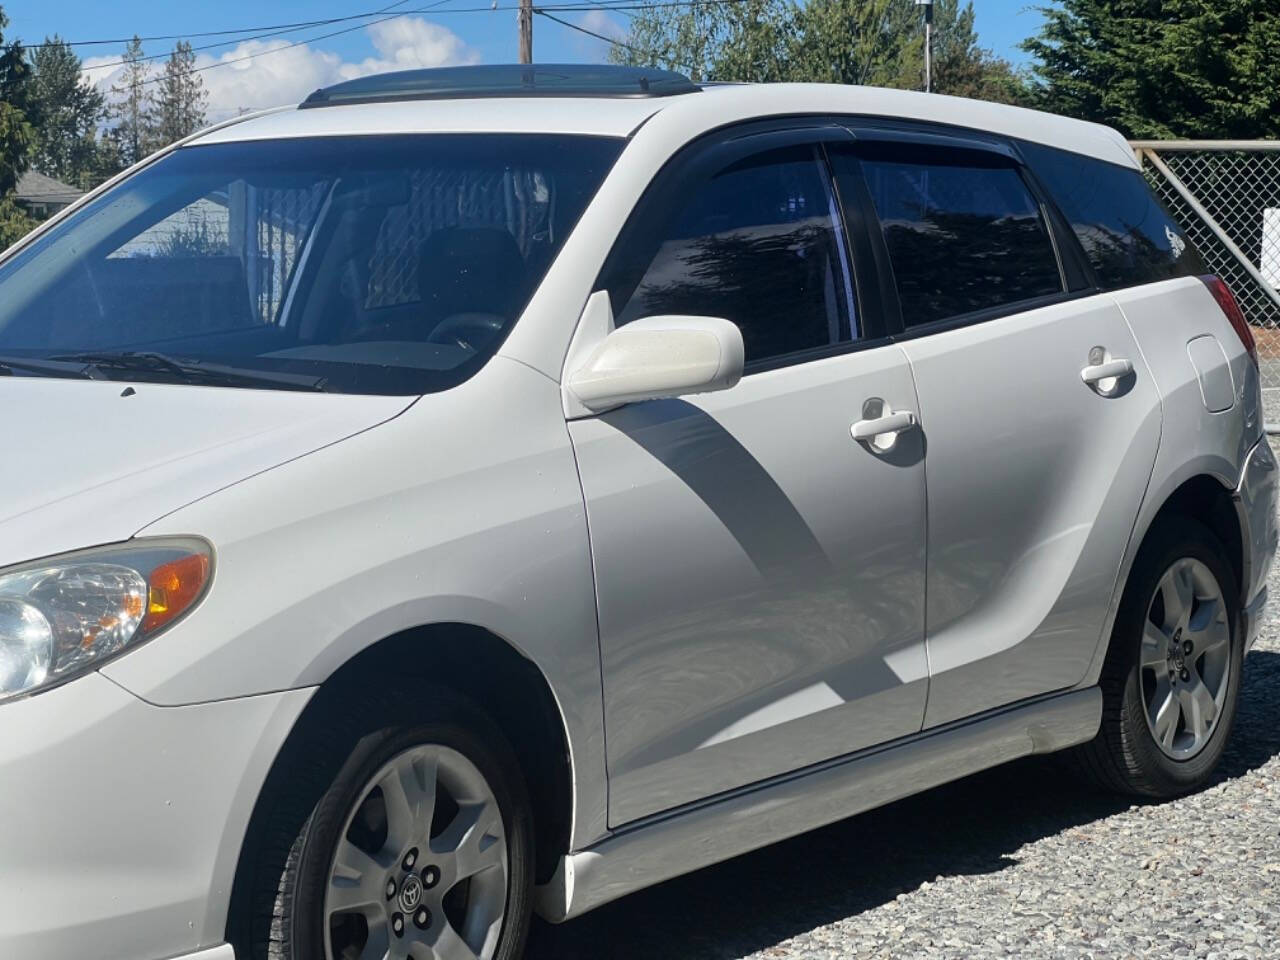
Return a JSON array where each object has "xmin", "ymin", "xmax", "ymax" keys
[{"xmin": 398, "ymin": 874, "xmax": 424, "ymax": 913}]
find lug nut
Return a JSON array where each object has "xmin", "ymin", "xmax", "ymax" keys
[
  {"xmin": 422, "ymin": 865, "xmax": 441, "ymax": 889},
  {"xmin": 414, "ymin": 906, "xmax": 433, "ymax": 930},
  {"xmin": 392, "ymin": 913, "xmax": 405, "ymax": 937},
  {"xmin": 402, "ymin": 847, "xmax": 419, "ymax": 871},
  {"xmin": 1183, "ymin": 640, "xmax": 1194, "ymax": 656},
  {"xmin": 1181, "ymin": 668, "xmax": 1191, "ymax": 682},
  {"xmin": 385, "ymin": 878, "xmax": 397, "ymax": 901}
]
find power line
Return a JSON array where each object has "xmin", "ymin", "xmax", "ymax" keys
[
  {"xmin": 63, "ymin": 0, "xmax": 745, "ymax": 89},
  {"xmin": 535, "ymin": 9, "xmax": 644, "ymax": 55},
  {"xmin": 79, "ymin": 0, "xmax": 414, "ymax": 76},
  {"xmin": 44, "ymin": 0, "xmax": 736, "ymax": 52},
  {"xmin": 535, "ymin": 7, "xmax": 693, "ymax": 71},
  {"xmin": 25, "ymin": 15, "xmax": 392, "ymax": 49}
]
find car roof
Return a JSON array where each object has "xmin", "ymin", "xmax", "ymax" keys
[{"xmin": 191, "ymin": 78, "xmax": 1137, "ymax": 170}]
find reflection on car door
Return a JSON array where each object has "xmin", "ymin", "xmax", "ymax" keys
[
  {"xmin": 569, "ymin": 129, "xmax": 931, "ymax": 826},
  {"xmin": 850, "ymin": 131, "xmax": 1162, "ymax": 728}
]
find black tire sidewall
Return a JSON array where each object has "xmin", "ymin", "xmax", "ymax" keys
[
  {"xmin": 282, "ymin": 688, "xmax": 534, "ymax": 960},
  {"xmin": 1113, "ymin": 518, "xmax": 1243, "ymax": 792}
]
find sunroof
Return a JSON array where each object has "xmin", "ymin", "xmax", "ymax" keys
[{"xmin": 301, "ymin": 64, "xmax": 700, "ymax": 108}]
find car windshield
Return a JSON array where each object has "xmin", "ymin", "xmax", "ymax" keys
[{"xmin": 0, "ymin": 133, "xmax": 622, "ymax": 395}]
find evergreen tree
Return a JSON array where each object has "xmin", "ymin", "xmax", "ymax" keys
[
  {"xmin": 109, "ymin": 36, "xmax": 154, "ymax": 166},
  {"xmin": 153, "ymin": 41, "xmax": 207, "ymax": 148},
  {"xmin": 0, "ymin": 5, "xmax": 33, "ymax": 196},
  {"xmin": 0, "ymin": 5, "xmax": 37, "ymax": 248},
  {"xmin": 1024, "ymin": 0, "xmax": 1280, "ymax": 138},
  {"xmin": 28, "ymin": 36, "xmax": 106, "ymax": 186}
]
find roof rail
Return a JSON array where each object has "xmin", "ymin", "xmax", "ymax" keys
[{"xmin": 300, "ymin": 64, "xmax": 700, "ymax": 109}]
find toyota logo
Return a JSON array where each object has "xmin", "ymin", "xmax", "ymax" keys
[{"xmin": 399, "ymin": 875, "xmax": 424, "ymax": 912}]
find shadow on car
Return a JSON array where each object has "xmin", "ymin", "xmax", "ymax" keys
[{"xmin": 526, "ymin": 649, "xmax": 1280, "ymax": 960}]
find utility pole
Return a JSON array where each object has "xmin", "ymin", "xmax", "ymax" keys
[
  {"xmin": 916, "ymin": 0, "xmax": 933, "ymax": 92},
  {"xmin": 519, "ymin": 0, "xmax": 533, "ymax": 64}
]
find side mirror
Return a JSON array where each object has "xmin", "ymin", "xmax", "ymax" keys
[{"xmin": 566, "ymin": 315, "xmax": 745, "ymax": 413}]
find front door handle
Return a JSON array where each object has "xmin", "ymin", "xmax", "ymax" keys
[
  {"xmin": 1081, "ymin": 358, "xmax": 1133, "ymax": 385},
  {"xmin": 851, "ymin": 409, "xmax": 917, "ymax": 443}
]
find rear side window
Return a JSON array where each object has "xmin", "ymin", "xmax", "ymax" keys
[
  {"xmin": 859, "ymin": 149, "xmax": 1064, "ymax": 328},
  {"xmin": 1020, "ymin": 141, "xmax": 1205, "ymax": 290},
  {"xmin": 608, "ymin": 145, "xmax": 856, "ymax": 365}
]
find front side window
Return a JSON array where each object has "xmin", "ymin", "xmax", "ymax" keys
[
  {"xmin": 1019, "ymin": 141, "xmax": 1206, "ymax": 290},
  {"xmin": 608, "ymin": 145, "xmax": 856, "ymax": 366},
  {"xmin": 0, "ymin": 134, "xmax": 621, "ymax": 394},
  {"xmin": 860, "ymin": 148, "xmax": 1064, "ymax": 327}
]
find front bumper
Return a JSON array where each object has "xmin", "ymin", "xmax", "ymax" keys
[
  {"xmin": 0, "ymin": 673, "xmax": 311, "ymax": 960},
  {"xmin": 1236, "ymin": 435, "xmax": 1278, "ymax": 654}
]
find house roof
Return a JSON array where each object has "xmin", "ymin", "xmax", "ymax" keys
[{"xmin": 15, "ymin": 170, "xmax": 84, "ymax": 205}]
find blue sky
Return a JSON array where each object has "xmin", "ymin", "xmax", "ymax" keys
[{"xmin": 7, "ymin": 0, "xmax": 1046, "ymax": 119}]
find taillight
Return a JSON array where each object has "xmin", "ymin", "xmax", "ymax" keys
[{"xmin": 1200, "ymin": 275, "xmax": 1258, "ymax": 367}]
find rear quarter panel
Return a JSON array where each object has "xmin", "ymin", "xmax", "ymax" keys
[{"xmin": 1080, "ymin": 276, "xmax": 1262, "ymax": 686}]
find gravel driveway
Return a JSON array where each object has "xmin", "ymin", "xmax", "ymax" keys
[{"xmin": 528, "ymin": 518, "xmax": 1280, "ymax": 960}]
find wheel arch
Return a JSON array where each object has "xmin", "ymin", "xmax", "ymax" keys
[
  {"xmin": 1085, "ymin": 467, "xmax": 1247, "ymax": 690},
  {"xmin": 225, "ymin": 620, "xmax": 576, "ymax": 948}
]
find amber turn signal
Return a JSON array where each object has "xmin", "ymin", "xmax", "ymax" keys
[{"xmin": 143, "ymin": 552, "xmax": 211, "ymax": 633}]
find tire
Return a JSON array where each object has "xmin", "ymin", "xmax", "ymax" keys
[
  {"xmin": 240, "ymin": 680, "xmax": 535, "ymax": 960},
  {"xmin": 1075, "ymin": 517, "xmax": 1243, "ymax": 797}
]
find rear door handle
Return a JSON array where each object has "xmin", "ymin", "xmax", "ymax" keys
[
  {"xmin": 1081, "ymin": 358, "xmax": 1133, "ymax": 385},
  {"xmin": 851, "ymin": 410, "xmax": 917, "ymax": 442}
]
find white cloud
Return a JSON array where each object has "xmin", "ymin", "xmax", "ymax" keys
[
  {"xmin": 83, "ymin": 17, "xmax": 480, "ymax": 123},
  {"xmin": 570, "ymin": 10, "xmax": 627, "ymax": 60},
  {"xmin": 338, "ymin": 17, "xmax": 481, "ymax": 79}
]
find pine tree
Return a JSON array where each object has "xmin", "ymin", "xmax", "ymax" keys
[
  {"xmin": 109, "ymin": 36, "xmax": 154, "ymax": 166},
  {"xmin": 0, "ymin": 5, "xmax": 37, "ymax": 248},
  {"xmin": 28, "ymin": 36, "xmax": 106, "ymax": 186},
  {"xmin": 154, "ymin": 41, "xmax": 207, "ymax": 148},
  {"xmin": 1024, "ymin": 0, "xmax": 1280, "ymax": 138},
  {"xmin": 0, "ymin": 5, "xmax": 34, "ymax": 196}
]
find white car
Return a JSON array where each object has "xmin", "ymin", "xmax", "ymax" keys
[{"xmin": 0, "ymin": 65, "xmax": 1274, "ymax": 960}]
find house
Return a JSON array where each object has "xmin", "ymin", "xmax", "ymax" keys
[{"xmin": 14, "ymin": 170, "xmax": 84, "ymax": 219}]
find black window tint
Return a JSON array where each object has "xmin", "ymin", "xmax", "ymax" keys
[
  {"xmin": 860, "ymin": 151, "xmax": 1063, "ymax": 327},
  {"xmin": 1020, "ymin": 141, "xmax": 1205, "ymax": 289},
  {"xmin": 612, "ymin": 146, "xmax": 855, "ymax": 365}
]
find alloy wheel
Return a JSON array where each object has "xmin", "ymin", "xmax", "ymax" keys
[
  {"xmin": 1139, "ymin": 556, "xmax": 1232, "ymax": 761},
  {"xmin": 324, "ymin": 744, "xmax": 508, "ymax": 960}
]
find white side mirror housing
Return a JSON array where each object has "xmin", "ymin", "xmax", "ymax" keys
[{"xmin": 566, "ymin": 314, "xmax": 745, "ymax": 414}]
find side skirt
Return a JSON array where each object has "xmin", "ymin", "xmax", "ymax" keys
[{"xmin": 536, "ymin": 686, "xmax": 1101, "ymax": 922}]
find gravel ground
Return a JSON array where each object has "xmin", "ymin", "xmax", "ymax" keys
[
  {"xmin": 527, "ymin": 524, "xmax": 1280, "ymax": 960},
  {"xmin": 1260, "ymin": 385, "xmax": 1280, "ymax": 428}
]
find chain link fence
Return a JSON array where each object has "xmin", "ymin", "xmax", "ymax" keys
[{"xmin": 1133, "ymin": 142, "xmax": 1280, "ymax": 408}]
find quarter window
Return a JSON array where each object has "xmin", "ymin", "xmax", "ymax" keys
[
  {"xmin": 1019, "ymin": 141, "xmax": 1206, "ymax": 290},
  {"xmin": 860, "ymin": 149, "xmax": 1064, "ymax": 327},
  {"xmin": 610, "ymin": 145, "xmax": 856, "ymax": 365}
]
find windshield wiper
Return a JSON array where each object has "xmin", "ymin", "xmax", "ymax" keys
[
  {"xmin": 46, "ymin": 351, "xmax": 330, "ymax": 392},
  {"xmin": 0, "ymin": 354, "xmax": 99, "ymax": 380}
]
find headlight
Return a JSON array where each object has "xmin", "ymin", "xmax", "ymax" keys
[{"xmin": 0, "ymin": 539, "xmax": 211, "ymax": 704}]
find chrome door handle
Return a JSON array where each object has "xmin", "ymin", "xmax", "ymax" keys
[
  {"xmin": 851, "ymin": 410, "xmax": 917, "ymax": 442},
  {"xmin": 1081, "ymin": 358, "xmax": 1133, "ymax": 385}
]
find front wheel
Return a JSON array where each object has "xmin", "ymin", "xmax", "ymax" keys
[
  {"xmin": 1076, "ymin": 518, "xmax": 1242, "ymax": 797},
  {"xmin": 246, "ymin": 685, "xmax": 534, "ymax": 960}
]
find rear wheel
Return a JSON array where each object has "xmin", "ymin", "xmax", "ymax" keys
[
  {"xmin": 1076, "ymin": 518, "xmax": 1242, "ymax": 797},
  {"xmin": 244, "ymin": 684, "xmax": 534, "ymax": 960}
]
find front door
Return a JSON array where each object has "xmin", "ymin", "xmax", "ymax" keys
[{"xmin": 569, "ymin": 127, "xmax": 930, "ymax": 826}]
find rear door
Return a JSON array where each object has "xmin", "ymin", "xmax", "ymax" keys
[
  {"xmin": 839, "ymin": 125, "xmax": 1163, "ymax": 728},
  {"xmin": 570, "ymin": 124, "xmax": 931, "ymax": 826}
]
